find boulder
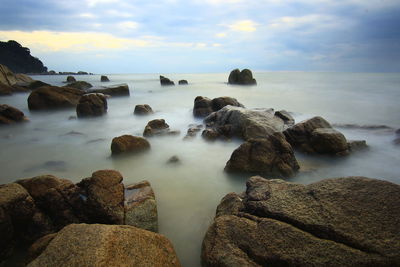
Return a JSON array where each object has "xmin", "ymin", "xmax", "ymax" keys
[
  {"xmin": 202, "ymin": 176, "xmax": 400, "ymax": 266},
  {"xmin": 27, "ymin": 86, "xmax": 84, "ymax": 110},
  {"xmin": 28, "ymin": 80, "xmax": 50, "ymax": 90},
  {"xmin": 348, "ymin": 140, "xmax": 368, "ymax": 151},
  {"xmin": 77, "ymin": 170, "xmax": 124, "ymax": 224},
  {"xmin": 160, "ymin": 75, "xmax": 174, "ymax": 86},
  {"xmin": 201, "ymin": 128, "xmax": 220, "ymax": 141},
  {"xmin": 111, "ymin": 135, "xmax": 151, "ymax": 155},
  {"xmin": 274, "ymin": 110, "xmax": 295, "ymax": 125},
  {"xmin": 178, "ymin": 80, "xmax": 188, "ymax": 85},
  {"xmin": 0, "ymin": 83, "xmax": 13, "ymax": 95},
  {"xmin": 87, "ymin": 84, "xmax": 130, "ymax": 96},
  {"xmin": 205, "ymin": 106, "xmax": 293, "ymax": 140},
  {"xmin": 64, "ymin": 81, "xmax": 92, "ymax": 90},
  {"xmin": 184, "ymin": 125, "xmax": 203, "ymax": 140},
  {"xmin": 193, "ymin": 96, "xmax": 244, "ymax": 118},
  {"xmin": 100, "ymin": 75, "xmax": 109, "ymax": 82},
  {"xmin": 0, "ymin": 104, "xmax": 28, "ymax": 125},
  {"xmin": 228, "ymin": 68, "xmax": 256, "ymax": 85},
  {"xmin": 225, "ymin": 133, "xmax": 299, "ymax": 177},
  {"xmin": 143, "ymin": 119, "xmax": 177, "ymax": 137},
  {"xmin": 76, "ymin": 93, "xmax": 107, "ymax": 118},
  {"xmin": 134, "ymin": 104, "xmax": 154, "ymax": 115},
  {"xmin": 27, "ymin": 224, "xmax": 181, "ymax": 267},
  {"xmin": 125, "ymin": 181, "xmax": 158, "ymax": 232},
  {"xmin": 66, "ymin": 76, "xmax": 76, "ymax": 83},
  {"xmin": 284, "ymin": 116, "xmax": 350, "ymax": 155},
  {"xmin": 0, "ymin": 64, "xmax": 33, "ymax": 86}
]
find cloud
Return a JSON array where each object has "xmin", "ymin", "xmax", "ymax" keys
[
  {"xmin": 116, "ymin": 21, "xmax": 139, "ymax": 30},
  {"xmin": 215, "ymin": 32, "xmax": 227, "ymax": 38},
  {"xmin": 86, "ymin": 0, "xmax": 119, "ymax": 7},
  {"xmin": 228, "ymin": 20, "xmax": 258, "ymax": 32}
]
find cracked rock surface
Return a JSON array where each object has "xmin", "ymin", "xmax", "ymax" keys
[{"xmin": 202, "ymin": 176, "xmax": 400, "ymax": 266}]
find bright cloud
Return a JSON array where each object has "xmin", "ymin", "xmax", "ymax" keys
[
  {"xmin": 117, "ymin": 21, "xmax": 139, "ymax": 30},
  {"xmin": 215, "ymin": 32, "xmax": 227, "ymax": 38},
  {"xmin": 228, "ymin": 20, "xmax": 258, "ymax": 32}
]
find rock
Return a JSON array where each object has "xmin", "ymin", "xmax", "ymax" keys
[
  {"xmin": 27, "ymin": 86, "xmax": 84, "ymax": 110},
  {"xmin": 160, "ymin": 75, "xmax": 175, "ymax": 86},
  {"xmin": 100, "ymin": 75, "xmax": 109, "ymax": 82},
  {"xmin": 193, "ymin": 96, "xmax": 244, "ymax": 118},
  {"xmin": 205, "ymin": 106, "xmax": 292, "ymax": 140},
  {"xmin": 202, "ymin": 128, "xmax": 221, "ymax": 141},
  {"xmin": 87, "ymin": 84, "xmax": 130, "ymax": 96},
  {"xmin": 183, "ymin": 125, "xmax": 203, "ymax": 140},
  {"xmin": 0, "ymin": 83, "xmax": 13, "ymax": 95},
  {"xmin": 284, "ymin": 116, "xmax": 350, "ymax": 155},
  {"xmin": 64, "ymin": 81, "xmax": 92, "ymax": 90},
  {"xmin": 134, "ymin": 104, "xmax": 153, "ymax": 115},
  {"xmin": 27, "ymin": 224, "xmax": 180, "ymax": 267},
  {"xmin": 77, "ymin": 170, "xmax": 124, "ymax": 224},
  {"xmin": 28, "ymin": 80, "xmax": 50, "ymax": 90},
  {"xmin": 66, "ymin": 76, "xmax": 76, "ymax": 83},
  {"xmin": 17, "ymin": 175, "xmax": 85, "ymax": 228},
  {"xmin": 11, "ymin": 84, "xmax": 30, "ymax": 93},
  {"xmin": 0, "ymin": 104, "xmax": 28, "ymax": 125},
  {"xmin": 143, "ymin": 119, "xmax": 173, "ymax": 137},
  {"xmin": 111, "ymin": 135, "xmax": 151, "ymax": 155},
  {"xmin": 0, "ymin": 64, "xmax": 34, "ymax": 86},
  {"xmin": 225, "ymin": 133, "xmax": 300, "ymax": 177},
  {"xmin": 228, "ymin": 68, "xmax": 256, "ymax": 85},
  {"xmin": 178, "ymin": 80, "xmax": 188, "ymax": 85},
  {"xmin": 125, "ymin": 181, "xmax": 158, "ymax": 232},
  {"xmin": 166, "ymin": 155, "xmax": 180, "ymax": 164},
  {"xmin": 348, "ymin": 140, "xmax": 368, "ymax": 152},
  {"xmin": 274, "ymin": 110, "xmax": 295, "ymax": 126},
  {"xmin": 202, "ymin": 176, "xmax": 400, "ymax": 266},
  {"xmin": 27, "ymin": 233, "xmax": 57, "ymax": 264},
  {"xmin": 76, "ymin": 93, "xmax": 107, "ymax": 118}
]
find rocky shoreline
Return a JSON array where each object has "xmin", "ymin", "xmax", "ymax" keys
[{"xmin": 1, "ymin": 65, "xmax": 399, "ymax": 266}]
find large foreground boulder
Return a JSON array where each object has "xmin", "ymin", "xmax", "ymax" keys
[
  {"xmin": 202, "ymin": 176, "xmax": 400, "ymax": 266},
  {"xmin": 204, "ymin": 106, "xmax": 294, "ymax": 140},
  {"xmin": 27, "ymin": 224, "xmax": 181, "ymax": 267},
  {"xmin": 111, "ymin": 135, "xmax": 151, "ymax": 155},
  {"xmin": 0, "ymin": 64, "xmax": 33, "ymax": 86},
  {"xmin": 27, "ymin": 86, "xmax": 84, "ymax": 110},
  {"xmin": 228, "ymin": 68, "xmax": 256, "ymax": 85},
  {"xmin": 76, "ymin": 93, "xmax": 107, "ymax": 118},
  {"xmin": 125, "ymin": 181, "xmax": 158, "ymax": 232},
  {"xmin": 193, "ymin": 96, "xmax": 244, "ymax": 118},
  {"xmin": 225, "ymin": 133, "xmax": 299, "ymax": 178},
  {"xmin": 0, "ymin": 104, "xmax": 28, "ymax": 125},
  {"xmin": 284, "ymin": 116, "xmax": 350, "ymax": 155},
  {"xmin": 87, "ymin": 84, "xmax": 130, "ymax": 96}
]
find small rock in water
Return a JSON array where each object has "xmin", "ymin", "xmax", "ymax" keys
[
  {"xmin": 178, "ymin": 80, "xmax": 188, "ymax": 85},
  {"xmin": 348, "ymin": 140, "xmax": 368, "ymax": 151},
  {"xmin": 24, "ymin": 160, "xmax": 67, "ymax": 172},
  {"xmin": 159, "ymin": 75, "xmax": 174, "ymax": 86},
  {"xmin": 68, "ymin": 115, "xmax": 77, "ymax": 120},
  {"xmin": 166, "ymin": 155, "xmax": 180, "ymax": 164},
  {"xmin": 134, "ymin": 104, "xmax": 154, "ymax": 115},
  {"xmin": 100, "ymin": 75, "xmax": 110, "ymax": 82},
  {"xmin": 111, "ymin": 135, "xmax": 151, "ymax": 155},
  {"xmin": 86, "ymin": 138, "xmax": 107, "ymax": 144},
  {"xmin": 143, "ymin": 119, "xmax": 179, "ymax": 137},
  {"xmin": 61, "ymin": 131, "xmax": 86, "ymax": 137}
]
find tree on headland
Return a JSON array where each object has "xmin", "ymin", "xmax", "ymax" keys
[{"xmin": 0, "ymin": 40, "xmax": 47, "ymax": 74}]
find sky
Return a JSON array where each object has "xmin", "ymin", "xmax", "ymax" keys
[{"xmin": 0, "ymin": 0, "xmax": 399, "ymax": 73}]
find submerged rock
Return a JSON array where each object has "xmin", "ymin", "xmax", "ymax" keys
[
  {"xmin": 284, "ymin": 116, "xmax": 350, "ymax": 155},
  {"xmin": 228, "ymin": 68, "xmax": 256, "ymax": 85},
  {"xmin": 66, "ymin": 76, "xmax": 76, "ymax": 83},
  {"xmin": 348, "ymin": 140, "xmax": 368, "ymax": 152},
  {"xmin": 27, "ymin": 86, "xmax": 84, "ymax": 110},
  {"xmin": 111, "ymin": 135, "xmax": 151, "ymax": 155},
  {"xmin": 0, "ymin": 104, "xmax": 28, "ymax": 125},
  {"xmin": 225, "ymin": 133, "xmax": 299, "ymax": 177},
  {"xmin": 100, "ymin": 75, "xmax": 109, "ymax": 82},
  {"xmin": 166, "ymin": 155, "xmax": 180, "ymax": 164},
  {"xmin": 183, "ymin": 125, "xmax": 203, "ymax": 140},
  {"xmin": 64, "ymin": 81, "xmax": 92, "ymax": 90},
  {"xmin": 202, "ymin": 176, "xmax": 400, "ymax": 266},
  {"xmin": 125, "ymin": 181, "xmax": 158, "ymax": 232},
  {"xmin": 178, "ymin": 80, "xmax": 188, "ymax": 85},
  {"xmin": 134, "ymin": 104, "xmax": 153, "ymax": 115},
  {"xmin": 160, "ymin": 75, "xmax": 174, "ymax": 86},
  {"xmin": 76, "ymin": 93, "xmax": 107, "ymax": 118},
  {"xmin": 27, "ymin": 224, "xmax": 181, "ymax": 267},
  {"xmin": 87, "ymin": 83, "xmax": 130, "ymax": 96},
  {"xmin": 193, "ymin": 96, "xmax": 244, "ymax": 118},
  {"xmin": 143, "ymin": 119, "xmax": 179, "ymax": 137},
  {"xmin": 204, "ymin": 106, "xmax": 293, "ymax": 140}
]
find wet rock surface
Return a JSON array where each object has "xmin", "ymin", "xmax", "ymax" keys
[
  {"xmin": 111, "ymin": 135, "xmax": 151, "ymax": 155},
  {"xmin": 76, "ymin": 93, "xmax": 107, "ymax": 118},
  {"xmin": 225, "ymin": 133, "xmax": 300, "ymax": 178},
  {"xmin": 0, "ymin": 104, "xmax": 28, "ymax": 125},
  {"xmin": 27, "ymin": 86, "xmax": 84, "ymax": 110},
  {"xmin": 202, "ymin": 176, "xmax": 400, "ymax": 266},
  {"xmin": 134, "ymin": 104, "xmax": 153, "ymax": 115},
  {"xmin": 27, "ymin": 224, "xmax": 181, "ymax": 267}
]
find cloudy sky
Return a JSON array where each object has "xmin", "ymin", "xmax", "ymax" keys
[{"xmin": 0, "ymin": 0, "xmax": 399, "ymax": 73}]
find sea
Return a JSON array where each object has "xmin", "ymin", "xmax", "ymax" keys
[{"xmin": 1, "ymin": 72, "xmax": 399, "ymax": 266}]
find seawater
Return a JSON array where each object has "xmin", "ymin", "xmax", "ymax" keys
[{"xmin": 1, "ymin": 72, "xmax": 399, "ymax": 266}]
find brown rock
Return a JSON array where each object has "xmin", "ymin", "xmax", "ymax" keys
[
  {"xmin": 201, "ymin": 129, "xmax": 221, "ymax": 141},
  {"xmin": 88, "ymin": 84, "xmax": 130, "ymax": 96},
  {"xmin": 0, "ymin": 64, "xmax": 33, "ymax": 86},
  {"xmin": 0, "ymin": 82, "xmax": 13, "ymax": 95},
  {"xmin": 77, "ymin": 170, "xmax": 124, "ymax": 224},
  {"xmin": 125, "ymin": 180, "xmax": 158, "ymax": 232},
  {"xmin": 28, "ymin": 80, "xmax": 50, "ymax": 90},
  {"xmin": 27, "ymin": 86, "xmax": 84, "ymax": 110},
  {"xmin": 225, "ymin": 133, "xmax": 300, "ymax": 178},
  {"xmin": 202, "ymin": 176, "xmax": 400, "ymax": 266},
  {"xmin": 143, "ymin": 119, "xmax": 171, "ymax": 137},
  {"xmin": 64, "ymin": 81, "xmax": 92, "ymax": 90},
  {"xmin": 134, "ymin": 104, "xmax": 153, "ymax": 115},
  {"xmin": 27, "ymin": 224, "xmax": 181, "ymax": 267},
  {"xmin": 0, "ymin": 104, "xmax": 28, "ymax": 125},
  {"xmin": 111, "ymin": 135, "xmax": 151, "ymax": 155},
  {"xmin": 193, "ymin": 96, "xmax": 244, "ymax": 118},
  {"xmin": 76, "ymin": 93, "xmax": 107, "ymax": 118}
]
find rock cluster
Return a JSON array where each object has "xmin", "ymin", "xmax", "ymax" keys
[
  {"xmin": 160, "ymin": 75, "xmax": 174, "ymax": 86},
  {"xmin": 202, "ymin": 176, "xmax": 400, "ymax": 266},
  {"xmin": 228, "ymin": 68, "xmax": 256, "ymax": 85},
  {"xmin": 134, "ymin": 104, "xmax": 154, "ymax": 115},
  {"xmin": 193, "ymin": 96, "xmax": 244, "ymax": 118},
  {"xmin": 0, "ymin": 104, "xmax": 28, "ymax": 125},
  {"xmin": 111, "ymin": 135, "xmax": 151, "ymax": 155},
  {"xmin": 76, "ymin": 93, "xmax": 107, "ymax": 118}
]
